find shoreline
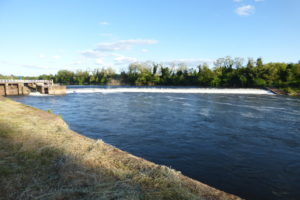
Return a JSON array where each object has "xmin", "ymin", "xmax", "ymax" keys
[{"xmin": 0, "ymin": 96, "xmax": 242, "ymax": 200}]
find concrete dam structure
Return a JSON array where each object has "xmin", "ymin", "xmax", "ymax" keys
[{"xmin": 0, "ymin": 80, "xmax": 66, "ymax": 96}]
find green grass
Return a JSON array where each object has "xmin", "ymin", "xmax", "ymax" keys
[{"xmin": 282, "ymin": 87, "xmax": 300, "ymax": 96}]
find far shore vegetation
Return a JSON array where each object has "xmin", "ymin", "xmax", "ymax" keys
[{"xmin": 1, "ymin": 57, "xmax": 300, "ymax": 95}]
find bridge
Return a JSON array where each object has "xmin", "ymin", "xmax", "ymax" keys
[
  {"xmin": 0, "ymin": 79, "xmax": 54, "ymax": 85},
  {"xmin": 0, "ymin": 80, "xmax": 66, "ymax": 96}
]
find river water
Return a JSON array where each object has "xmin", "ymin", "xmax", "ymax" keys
[{"xmin": 10, "ymin": 87, "xmax": 300, "ymax": 200}]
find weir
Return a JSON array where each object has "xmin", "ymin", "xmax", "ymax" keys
[
  {"xmin": 0, "ymin": 80, "xmax": 66, "ymax": 96},
  {"xmin": 67, "ymin": 87, "xmax": 274, "ymax": 95}
]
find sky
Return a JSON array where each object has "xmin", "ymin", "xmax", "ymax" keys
[{"xmin": 0, "ymin": 0, "xmax": 299, "ymax": 76}]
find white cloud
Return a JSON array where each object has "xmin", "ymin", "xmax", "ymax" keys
[
  {"xmin": 162, "ymin": 58, "xmax": 215, "ymax": 67},
  {"xmin": 80, "ymin": 49, "xmax": 104, "ymax": 58},
  {"xmin": 72, "ymin": 60, "xmax": 83, "ymax": 65},
  {"xmin": 95, "ymin": 58, "xmax": 104, "ymax": 65},
  {"xmin": 234, "ymin": 0, "xmax": 263, "ymax": 3},
  {"xmin": 114, "ymin": 55, "xmax": 137, "ymax": 65},
  {"xmin": 79, "ymin": 39, "xmax": 158, "ymax": 67},
  {"xmin": 80, "ymin": 50, "xmax": 116, "ymax": 61},
  {"xmin": 96, "ymin": 39, "xmax": 158, "ymax": 52},
  {"xmin": 235, "ymin": 5, "xmax": 255, "ymax": 16},
  {"xmin": 99, "ymin": 21, "xmax": 109, "ymax": 25},
  {"xmin": 22, "ymin": 64, "xmax": 58, "ymax": 70}
]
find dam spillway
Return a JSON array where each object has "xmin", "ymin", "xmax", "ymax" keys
[
  {"xmin": 0, "ymin": 80, "xmax": 66, "ymax": 96},
  {"xmin": 67, "ymin": 87, "xmax": 274, "ymax": 95}
]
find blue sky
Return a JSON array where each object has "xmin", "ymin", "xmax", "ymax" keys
[{"xmin": 0, "ymin": 0, "xmax": 299, "ymax": 76}]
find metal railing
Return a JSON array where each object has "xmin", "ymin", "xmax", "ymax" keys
[{"xmin": 0, "ymin": 80, "xmax": 53, "ymax": 84}]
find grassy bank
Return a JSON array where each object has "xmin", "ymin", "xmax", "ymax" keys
[
  {"xmin": 281, "ymin": 87, "xmax": 300, "ymax": 96},
  {"xmin": 0, "ymin": 97, "xmax": 241, "ymax": 200}
]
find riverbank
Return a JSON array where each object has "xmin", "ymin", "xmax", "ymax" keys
[
  {"xmin": 0, "ymin": 96, "xmax": 241, "ymax": 200},
  {"xmin": 281, "ymin": 87, "xmax": 300, "ymax": 96}
]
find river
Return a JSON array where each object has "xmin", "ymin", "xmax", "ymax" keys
[{"xmin": 10, "ymin": 87, "xmax": 300, "ymax": 200}]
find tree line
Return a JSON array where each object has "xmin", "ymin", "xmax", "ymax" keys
[{"xmin": 1, "ymin": 57, "xmax": 300, "ymax": 93}]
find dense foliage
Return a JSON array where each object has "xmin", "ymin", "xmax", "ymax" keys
[{"xmin": 1, "ymin": 57, "xmax": 300, "ymax": 92}]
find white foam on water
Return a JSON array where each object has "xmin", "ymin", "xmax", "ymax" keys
[
  {"xmin": 240, "ymin": 112, "xmax": 260, "ymax": 119},
  {"xmin": 182, "ymin": 103, "xmax": 192, "ymax": 107},
  {"xmin": 67, "ymin": 88, "xmax": 274, "ymax": 95},
  {"xmin": 199, "ymin": 108, "xmax": 210, "ymax": 117},
  {"xmin": 28, "ymin": 92, "xmax": 52, "ymax": 96}
]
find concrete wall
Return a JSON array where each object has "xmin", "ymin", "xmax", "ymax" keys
[
  {"xmin": 36, "ymin": 85, "xmax": 45, "ymax": 94},
  {"xmin": 22, "ymin": 86, "xmax": 30, "ymax": 95},
  {"xmin": 48, "ymin": 85, "xmax": 66, "ymax": 95},
  {"xmin": 0, "ymin": 83, "xmax": 30, "ymax": 96},
  {"xmin": 0, "ymin": 82, "xmax": 64, "ymax": 96},
  {"xmin": 0, "ymin": 85, "xmax": 5, "ymax": 96},
  {"xmin": 5, "ymin": 84, "xmax": 19, "ymax": 95}
]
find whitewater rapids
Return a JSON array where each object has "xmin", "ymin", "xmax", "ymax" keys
[
  {"xmin": 28, "ymin": 92, "xmax": 53, "ymax": 96},
  {"xmin": 67, "ymin": 88, "xmax": 274, "ymax": 95}
]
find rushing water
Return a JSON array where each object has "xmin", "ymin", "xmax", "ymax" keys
[{"xmin": 10, "ymin": 87, "xmax": 300, "ymax": 200}]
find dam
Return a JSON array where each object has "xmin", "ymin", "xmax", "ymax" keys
[{"xmin": 0, "ymin": 80, "xmax": 66, "ymax": 96}]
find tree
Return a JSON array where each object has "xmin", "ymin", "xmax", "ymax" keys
[
  {"xmin": 256, "ymin": 58, "xmax": 263, "ymax": 68},
  {"xmin": 160, "ymin": 67, "xmax": 172, "ymax": 85},
  {"xmin": 197, "ymin": 64, "xmax": 214, "ymax": 86},
  {"xmin": 55, "ymin": 70, "xmax": 75, "ymax": 85},
  {"xmin": 38, "ymin": 56, "xmax": 299, "ymax": 92},
  {"xmin": 75, "ymin": 70, "xmax": 89, "ymax": 85},
  {"xmin": 246, "ymin": 58, "xmax": 255, "ymax": 69}
]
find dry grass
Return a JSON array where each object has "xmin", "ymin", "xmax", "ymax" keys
[{"xmin": 0, "ymin": 97, "xmax": 242, "ymax": 200}]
